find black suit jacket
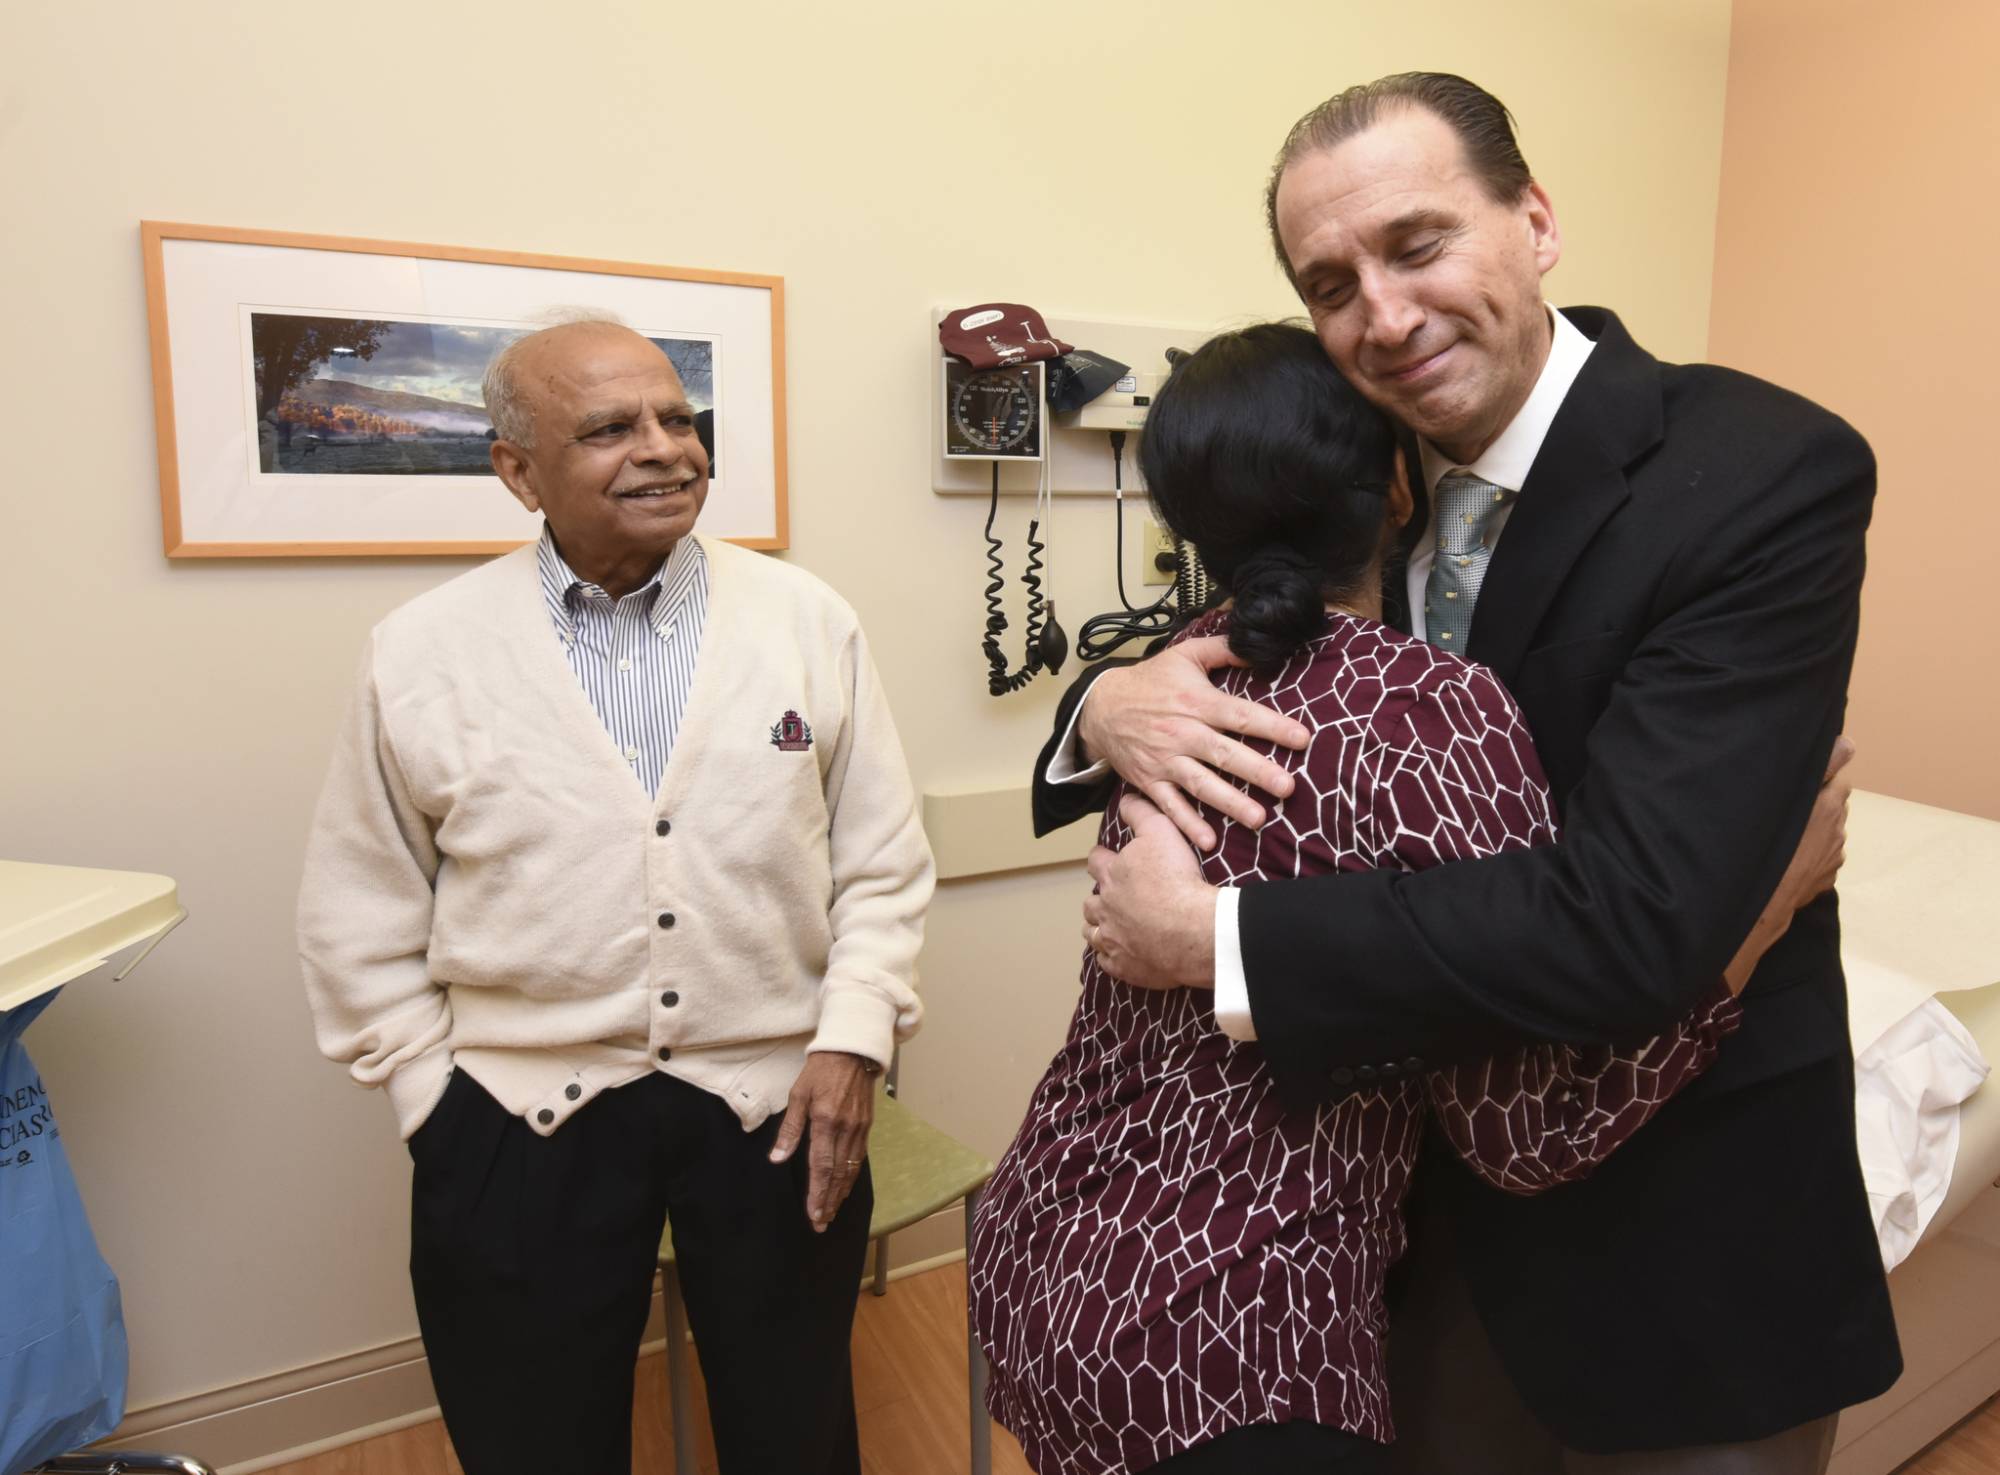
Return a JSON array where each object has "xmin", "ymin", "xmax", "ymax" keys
[{"xmin": 1030, "ymin": 309, "xmax": 1899, "ymax": 1450}]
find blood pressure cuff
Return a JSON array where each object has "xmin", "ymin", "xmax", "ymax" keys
[
  {"xmin": 939, "ymin": 303, "xmax": 1073, "ymax": 369},
  {"xmin": 1046, "ymin": 350, "xmax": 1131, "ymax": 412}
]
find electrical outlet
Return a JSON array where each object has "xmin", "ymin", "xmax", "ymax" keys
[{"xmin": 1142, "ymin": 518, "xmax": 1177, "ymax": 586}]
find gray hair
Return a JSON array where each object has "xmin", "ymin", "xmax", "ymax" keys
[{"xmin": 481, "ymin": 308, "xmax": 631, "ymax": 448}]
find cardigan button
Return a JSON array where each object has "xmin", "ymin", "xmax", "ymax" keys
[
  {"xmin": 656, "ymin": 819, "xmax": 671, "ymax": 837},
  {"xmin": 536, "ymin": 1109, "xmax": 555, "ymax": 1126},
  {"xmin": 657, "ymin": 912, "xmax": 676, "ymax": 929},
  {"xmin": 660, "ymin": 991, "xmax": 680, "ymax": 1008},
  {"xmin": 564, "ymin": 1083, "xmax": 582, "ymax": 1101},
  {"xmin": 657, "ymin": 1046, "xmax": 672, "ymax": 1062}
]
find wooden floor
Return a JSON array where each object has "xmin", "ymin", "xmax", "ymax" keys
[
  {"xmin": 1904, "ymin": 1396, "xmax": 2000, "ymax": 1474},
  {"xmin": 260, "ymin": 1263, "xmax": 2000, "ymax": 1475},
  {"xmin": 263, "ymin": 1263, "xmax": 1031, "ymax": 1475}
]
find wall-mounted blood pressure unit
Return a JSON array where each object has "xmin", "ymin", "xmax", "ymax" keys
[
  {"xmin": 938, "ymin": 305, "xmax": 1068, "ymax": 695},
  {"xmin": 936, "ymin": 303, "xmax": 1212, "ymax": 694}
]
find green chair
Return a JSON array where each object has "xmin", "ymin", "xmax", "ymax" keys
[{"xmin": 656, "ymin": 1079, "xmax": 995, "ymax": 1474}]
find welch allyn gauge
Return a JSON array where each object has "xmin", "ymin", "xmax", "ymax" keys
[{"xmin": 942, "ymin": 359, "xmax": 1046, "ymax": 461}]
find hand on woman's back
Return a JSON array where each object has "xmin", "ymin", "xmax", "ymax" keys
[{"xmin": 1079, "ymin": 636, "xmax": 1309, "ymax": 852}]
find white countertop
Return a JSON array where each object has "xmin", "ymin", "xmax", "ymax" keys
[{"xmin": 0, "ymin": 859, "xmax": 185, "ymax": 1013}]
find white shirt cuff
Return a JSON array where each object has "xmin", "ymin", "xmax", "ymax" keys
[
  {"xmin": 1212, "ymin": 886, "xmax": 1256, "ymax": 1040},
  {"xmin": 1044, "ymin": 682, "xmax": 1110, "ymax": 786}
]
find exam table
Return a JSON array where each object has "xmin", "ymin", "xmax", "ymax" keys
[{"xmin": 1828, "ymin": 794, "xmax": 2000, "ymax": 1474}]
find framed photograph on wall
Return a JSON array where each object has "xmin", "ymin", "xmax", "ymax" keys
[{"xmin": 140, "ymin": 222, "xmax": 787, "ymax": 556}]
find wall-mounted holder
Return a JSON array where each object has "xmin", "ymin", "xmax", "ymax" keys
[{"xmin": 931, "ymin": 309, "xmax": 1205, "ymax": 498}]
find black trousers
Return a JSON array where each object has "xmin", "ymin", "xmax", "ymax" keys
[
  {"xmin": 1148, "ymin": 1421, "xmax": 1390, "ymax": 1473},
  {"xmin": 408, "ymin": 1067, "xmax": 873, "ymax": 1475}
]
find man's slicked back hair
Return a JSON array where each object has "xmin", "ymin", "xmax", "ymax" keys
[{"xmin": 1264, "ymin": 72, "xmax": 1533, "ymax": 288}]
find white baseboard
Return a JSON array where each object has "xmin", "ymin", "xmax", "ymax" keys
[
  {"xmin": 103, "ymin": 1333, "xmax": 443, "ymax": 1475},
  {"xmin": 98, "ymin": 1238, "xmax": 969, "ymax": 1474},
  {"xmin": 228, "ymin": 1408, "xmax": 443, "ymax": 1475}
]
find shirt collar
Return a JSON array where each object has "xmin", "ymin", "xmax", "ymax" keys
[
  {"xmin": 652, "ymin": 534, "xmax": 706, "ymax": 640},
  {"xmin": 1418, "ymin": 306, "xmax": 1595, "ymax": 497},
  {"xmin": 536, "ymin": 525, "xmax": 701, "ymax": 644}
]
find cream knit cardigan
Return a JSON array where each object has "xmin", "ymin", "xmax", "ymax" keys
[{"xmin": 298, "ymin": 536, "xmax": 933, "ymax": 1140}]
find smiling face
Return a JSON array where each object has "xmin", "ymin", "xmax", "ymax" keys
[
  {"xmin": 489, "ymin": 322, "xmax": 709, "ymax": 594},
  {"xmin": 1274, "ymin": 106, "xmax": 1561, "ymax": 464}
]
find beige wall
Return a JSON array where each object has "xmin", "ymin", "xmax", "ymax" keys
[
  {"xmin": 1710, "ymin": 0, "xmax": 1999, "ymax": 820},
  {"xmin": 0, "ymin": 0, "xmax": 1732, "ymax": 1425}
]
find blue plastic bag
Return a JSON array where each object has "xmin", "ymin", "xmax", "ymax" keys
[{"xmin": 0, "ymin": 989, "xmax": 127, "ymax": 1474}]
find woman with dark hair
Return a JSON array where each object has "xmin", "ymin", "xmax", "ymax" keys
[{"xmin": 968, "ymin": 323, "xmax": 1764, "ymax": 1475}]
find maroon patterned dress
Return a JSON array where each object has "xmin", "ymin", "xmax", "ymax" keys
[{"xmin": 969, "ymin": 611, "xmax": 1740, "ymax": 1475}]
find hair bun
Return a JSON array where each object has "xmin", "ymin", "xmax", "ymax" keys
[
  {"xmin": 1232, "ymin": 545, "xmax": 1321, "ymax": 591},
  {"xmin": 1228, "ymin": 544, "xmax": 1326, "ymax": 671}
]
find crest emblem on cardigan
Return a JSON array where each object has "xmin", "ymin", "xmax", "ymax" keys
[{"xmin": 769, "ymin": 710, "xmax": 814, "ymax": 752}]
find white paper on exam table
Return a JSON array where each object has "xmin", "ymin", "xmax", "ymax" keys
[
  {"xmin": 1855, "ymin": 996, "xmax": 1990, "ymax": 1270},
  {"xmin": 1840, "ymin": 790, "xmax": 2000, "ymax": 1057}
]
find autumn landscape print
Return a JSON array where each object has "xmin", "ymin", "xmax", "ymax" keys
[{"xmin": 249, "ymin": 311, "xmax": 716, "ymax": 477}]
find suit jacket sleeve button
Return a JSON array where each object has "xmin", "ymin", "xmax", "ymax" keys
[{"xmin": 1329, "ymin": 1066, "xmax": 1355, "ymax": 1087}]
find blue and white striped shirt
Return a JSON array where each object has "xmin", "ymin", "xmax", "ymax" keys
[{"xmin": 536, "ymin": 526, "xmax": 709, "ymax": 799}]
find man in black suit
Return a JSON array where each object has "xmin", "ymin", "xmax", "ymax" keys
[{"xmin": 1036, "ymin": 74, "xmax": 1898, "ymax": 1473}]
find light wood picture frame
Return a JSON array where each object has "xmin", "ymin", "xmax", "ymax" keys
[{"xmin": 141, "ymin": 222, "xmax": 788, "ymax": 557}]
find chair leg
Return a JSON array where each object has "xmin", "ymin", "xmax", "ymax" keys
[
  {"xmin": 964, "ymin": 1189, "xmax": 991, "ymax": 1475},
  {"xmin": 664, "ymin": 1266, "xmax": 697, "ymax": 1475},
  {"xmin": 871, "ymin": 1233, "xmax": 890, "ymax": 1296}
]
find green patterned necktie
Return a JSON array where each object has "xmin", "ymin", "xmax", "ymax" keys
[{"xmin": 1424, "ymin": 471, "xmax": 1509, "ymax": 651}]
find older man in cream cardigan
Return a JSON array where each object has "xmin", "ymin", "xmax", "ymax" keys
[{"xmin": 298, "ymin": 318, "xmax": 933, "ymax": 1475}]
